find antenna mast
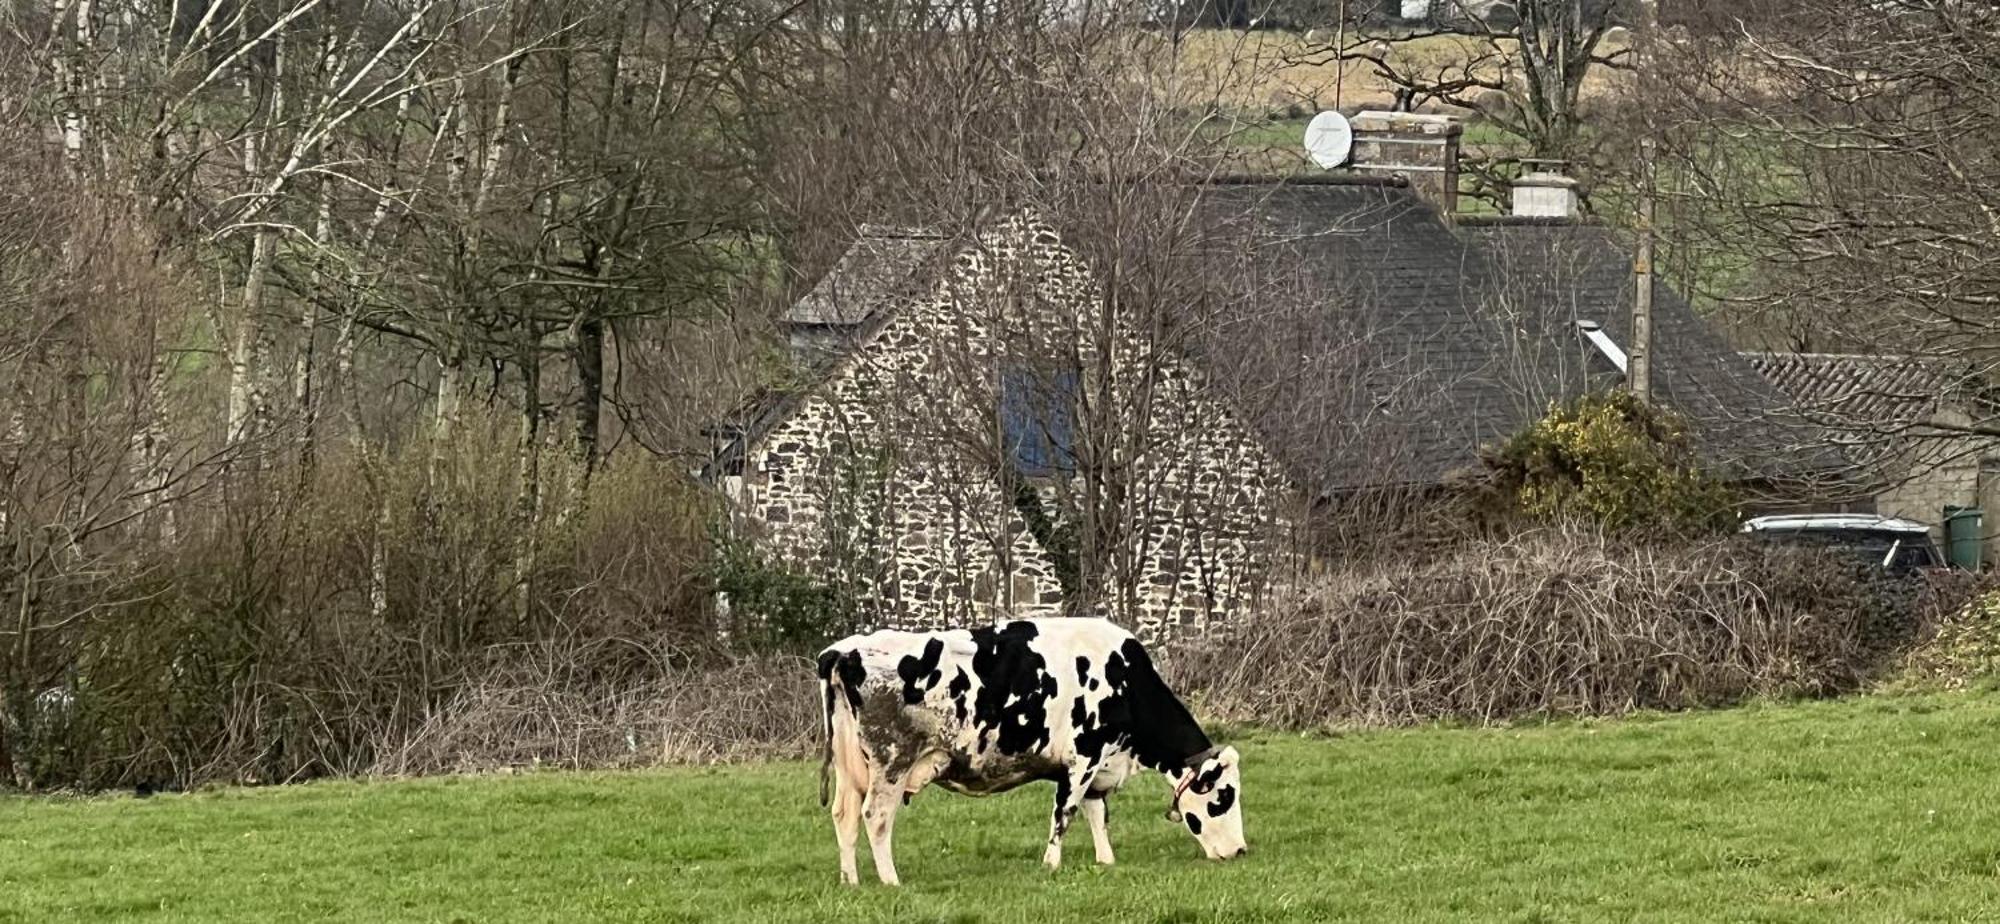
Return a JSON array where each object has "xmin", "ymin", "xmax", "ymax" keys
[
  {"xmin": 1333, "ymin": 0, "xmax": 1348, "ymax": 111},
  {"xmin": 1629, "ymin": 0, "xmax": 1658, "ymax": 403}
]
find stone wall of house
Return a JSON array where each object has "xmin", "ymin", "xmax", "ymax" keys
[
  {"xmin": 1877, "ymin": 455, "xmax": 1978, "ymax": 544},
  {"xmin": 1875, "ymin": 407, "xmax": 1995, "ymax": 562},
  {"xmin": 731, "ymin": 250, "xmax": 1067, "ymax": 631},
  {"xmin": 988, "ymin": 212, "xmax": 1297, "ymax": 637},
  {"xmin": 730, "ymin": 210, "xmax": 1297, "ymax": 639},
  {"xmin": 1103, "ymin": 310, "xmax": 1297, "ymax": 636},
  {"xmin": 1979, "ymin": 461, "xmax": 2000, "ymax": 566}
]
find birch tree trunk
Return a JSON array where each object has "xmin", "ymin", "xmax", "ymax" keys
[
  {"xmin": 572, "ymin": 317, "xmax": 604, "ymax": 473},
  {"xmin": 429, "ymin": 51, "xmax": 521, "ymax": 474},
  {"xmin": 53, "ymin": 0, "xmax": 85, "ymax": 176},
  {"xmin": 227, "ymin": 226, "xmax": 278, "ymax": 447},
  {"xmin": 512, "ymin": 337, "xmax": 540, "ymax": 626},
  {"xmin": 226, "ymin": 28, "xmax": 285, "ymax": 452},
  {"xmin": 427, "ymin": 354, "xmax": 463, "ymax": 484},
  {"xmin": 294, "ymin": 139, "xmax": 336, "ymax": 471}
]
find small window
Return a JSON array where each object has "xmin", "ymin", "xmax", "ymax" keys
[{"xmin": 1000, "ymin": 365, "xmax": 1077, "ymax": 477}]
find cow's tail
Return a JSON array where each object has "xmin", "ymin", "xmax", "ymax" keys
[{"xmin": 815, "ymin": 649, "xmax": 841, "ymax": 808}]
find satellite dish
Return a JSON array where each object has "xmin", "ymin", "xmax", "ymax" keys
[{"xmin": 1303, "ymin": 111, "xmax": 1353, "ymax": 169}]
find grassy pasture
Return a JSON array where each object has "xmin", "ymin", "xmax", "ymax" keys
[
  {"xmin": 1170, "ymin": 29, "xmax": 1628, "ymax": 116},
  {"xmin": 8, "ymin": 693, "xmax": 2000, "ymax": 923}
]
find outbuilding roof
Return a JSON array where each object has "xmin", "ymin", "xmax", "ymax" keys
[{"xmin": 1741, "ymin": 351, "xmax": 1970, "ymax": 429}]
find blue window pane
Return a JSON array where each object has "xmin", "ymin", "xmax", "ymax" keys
[{"xmin": 1000, "ymin": 366, "xmax": 1077, "ymax": 477}]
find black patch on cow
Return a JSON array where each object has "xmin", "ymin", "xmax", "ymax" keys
[
  {"xmin": 967, "ymin": 621, "xmax": 1055, "ymax": 755},
  {"xmin": 815, "ymin": 650, "xmax": 843, "ymax": 748},
  {"xmin": 1051, "ymin": 775, "xmax": 1074, "ymax": 837},
  {"xmin": 1075, "ymin": 655, "xmax": 1092, "ymax": 687},
  {"xmin": 834, "ymin": 650, "xmax": 867, "ymax": 713},
  {"xmin": 1185, "ymin": 812, "xmax": 1204, "ymax": 835},
  {"xmin": 897, "ymin": 638, "xmax": 947, "ymax": 705},
  {"xmin": 1108, "ymin": 638, "xmax": 1213, "ymax": 772},
  {"xmin": 1070, "ymin": 649, "xmax": 1130, "ymax": 767},
  {"xmin": 947, "ymin": 668, "xmax": 971, "ymax": 723},
  {"xmin": 1195, "ymin": 761, "xmax": 1225, "ymax": 790},
  {"xmin": 1207, "ymin": 784, "xmax": 1236, "ymax": 818}
]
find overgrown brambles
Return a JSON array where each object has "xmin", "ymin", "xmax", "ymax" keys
[
  {"xmin": 367, "ymin": 650, "xmax": 818, "ymax": 776},
  {"xmin": 1166, "ymin": 526, "xmax": 1975, "ymax": 729},
  {"xmin": 1478, "ymin": 391, "xmax": 1738, "ymax": 535},
  {"xmin": 1892, "ymin": 589, "xmax": 2000, "ymax": 692}
]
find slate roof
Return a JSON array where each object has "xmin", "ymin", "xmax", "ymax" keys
[
  {"xmin": 1186, "ymin": 181, "xmax": 1526, "ymax": 492},
  {"xmin": 716, "ymin": 178, "xmax": 1821, "ymax": 493},
  {"xmin": 1460, "ymin": 219, "xmax": 1827, "ymax": 485},
  {"xmin": 1186, "ymin": 183, "xmax": 1822, "ymax": 493},
  {"xmin": 786, "ymin": 226, "xmax": 944, "ymax": 326},
  {"xmin": 1742, "ymin": 352, "xmax": 1968, "ymax": 428},
  {"xmin": 707, "ymin": 225, "xmax": 947, "ymax": 477}
]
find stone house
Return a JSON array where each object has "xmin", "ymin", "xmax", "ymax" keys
[
  {"xmin": 1745, "ymin": 352, "xmax": 2000, "ymax": 560},
  {"xmin": 709, "ymin": 173, "xmax": 1808, "ymax": 639},
  {"xmin": 711, "ymin": 207, "xmax": 1296, "ymax": 639}
]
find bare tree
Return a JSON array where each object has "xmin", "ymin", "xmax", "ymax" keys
[
  {"xmin": 728, "ymin": 2, "xmax": 1325, "ymax": 631},
  {"xmin": 0, "ymin": 0, "xmax": 812, "ymax": 787},
  {"xmin": 1285, "ymin": 0, "xmax": 1633, "ymax": 201},
  {"xmin": 1649, "ymin": 0, "xmax": 2000, "ymax": 431}
]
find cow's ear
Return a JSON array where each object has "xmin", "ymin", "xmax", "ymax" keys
[{"xmin": 1219, "ymin": 746, "xmax": 1240, "ymax": 769}]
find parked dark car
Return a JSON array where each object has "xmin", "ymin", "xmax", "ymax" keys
[{"xmin": 1740, "ymin": 514, "xmax": 1944, "ymax": 574}]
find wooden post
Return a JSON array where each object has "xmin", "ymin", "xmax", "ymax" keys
[{"xmin": 1629, "ymin": 0, "xmax": 1658, "ymax": 403}]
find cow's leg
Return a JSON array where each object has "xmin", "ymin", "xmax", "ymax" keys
[
  {"xmin": 1083, "ymin": 793, "xmax": 1114, "ymax": 865},
  {"xmin": 1042, "ymin": 770, "xmax": 1092, "ymax": 871},
  {"xmin": 861, "ymin": 776, "xmax": 905, "ymax": 886},
  {"xmin": 831, "ymin": 770, "xmax": 864, "ymax": 885}
]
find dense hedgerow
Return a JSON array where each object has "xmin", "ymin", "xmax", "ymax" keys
[
  {"xmin": 7, "ymin": 419, "xmax": 723, "ymax": 791},
  {"xmin": 1168, "ymin": 526, "xmax": 1978, "ymax": 729}
]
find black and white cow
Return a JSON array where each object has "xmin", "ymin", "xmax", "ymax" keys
[{"xmin": 815, "ymin": 618, "xmax": 1246, "ymax": 886}]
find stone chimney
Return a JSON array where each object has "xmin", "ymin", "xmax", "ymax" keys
[
  {"xmin": 1511, "ymin": 170, "xmax": 1580, "ymax": 219},
  {"xmin": 1348, "ymin": 111, "xmax": 1462, "ymax": 213}
]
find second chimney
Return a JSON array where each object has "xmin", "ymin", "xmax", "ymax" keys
[
  {"xmin": 1511, "ymin": 171, "xmax": 1580, "ymax": 219},
  {"xmin": 1348, "ymin": 111, "xmax": 1462, "ymax": 213}
]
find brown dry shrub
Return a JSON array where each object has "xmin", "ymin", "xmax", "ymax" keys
[
  {"xmin": 1166, "ymin": 525, "xmax": 1976, "ymax": 730},
  {"xmin": 368, "ymin": 647, "xmax": 816, "ymax": 776},
  {"xmin": 26, "ymin": 422, "xmax": 731, "ymax": 790}
]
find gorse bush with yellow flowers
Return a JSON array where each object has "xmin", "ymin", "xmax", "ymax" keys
[{"xmin": 1481, "ymin": 391, "xmax": 1738, "ymax": 535}]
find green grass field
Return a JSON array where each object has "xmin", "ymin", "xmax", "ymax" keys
[{"xmin": 9, "ymin": 693, "xmax": 2000, "ymax": 923}]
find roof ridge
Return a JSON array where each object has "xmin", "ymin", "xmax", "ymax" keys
[
  {"xmin": 1739, "ymin": 350, "xmax": 1940, "ymax": 364},
  {"xmin": 1198, "ymin": 172, "xmax": 1408, "ymax": 188},
  {"xmin": 856, "ymin": 223, "xmax": 943, "ymax": 240}
]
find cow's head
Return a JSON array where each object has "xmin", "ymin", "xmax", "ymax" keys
[{"xmin": 1167, "ymin": 746, "xmax": 1245, "ymax": 860}]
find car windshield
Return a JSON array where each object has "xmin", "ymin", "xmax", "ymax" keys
[{"xmin": 1755, "ymin": 527, "xmax": 1939, "ymax": 569}]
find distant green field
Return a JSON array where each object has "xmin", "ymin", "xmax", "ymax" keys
[
  {"xmin": 1214, "ymin": 114, "xmax": 1526, "ymax": 185},
  {"xmin": 1226, "ymin": 115, "xmax": 1523, "ymax": 152},
  {"xmin": 9, "ymin": 693, "xmax": 2000, "ymax": 922}
]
